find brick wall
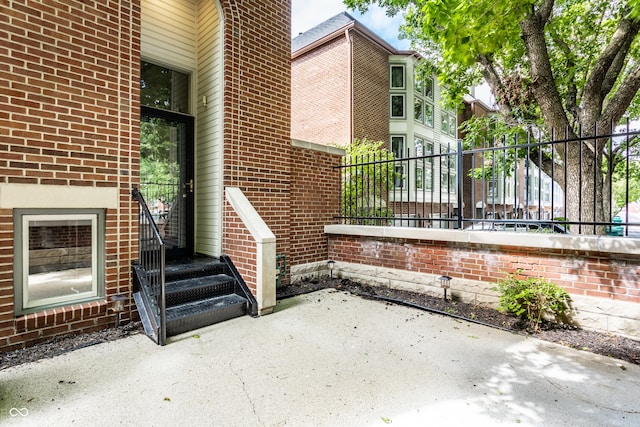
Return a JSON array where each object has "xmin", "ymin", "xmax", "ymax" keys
[
  {"xmin": 329, "ymin": 235, "xmax": 640, "ymax": 303},
  {"xmin": 0, "ymin": 0, "xmax": 140, "ymax": 350},
  {"xmin": 291, "ymin": 36, "xmax": 351, "ymax": 146},
  {"xmin": 290, "ymin": 143, "xmax": 343, "ymax": 268},
  {"xmin": 221, "ymin": 0, "xmax": 292, "ymax": 269},
  {"xmin": 0, "ymin": 1, "xmax": 136, "ymax": 188},
  {"xmin": 0, "ymin": 208, "xmax": 15, "ymax": 347},
  {"xmin": 326, "ymin": 232, "xmax": 640, "ymax": 338},
  {"xmin": 352, "ymin": 33, "xmax": 390, "ymax": 144},
  {"xmin": 0, "ymin": 0, "xmax": 292, "ymax": 350}
]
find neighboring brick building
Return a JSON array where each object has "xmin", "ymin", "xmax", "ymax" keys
[
  {"xmin": 0, "ymin": 0, "xmax": 292, "ymax": 350},
  {"xmin": 458, "ymin": 95, "xmax": 565, "ymax": 223},
  {"xmin": 288, "ymin": 15, "xmax": 639, "ymax": 341},
  {"xmin": 292, "ymin": 13, "xmax": 390, "ymax": 146},
  {"xmin": 292, "ymin": 13, "xmax": 457, "ymax": 151},
  {"xmin": 292, "ymin": 13, "xmax": 459, "ymax": 224}
]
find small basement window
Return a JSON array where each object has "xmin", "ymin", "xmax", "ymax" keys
[{"xmin": 14, "ymin": 209, "xmax": 105, "ymax": 315}]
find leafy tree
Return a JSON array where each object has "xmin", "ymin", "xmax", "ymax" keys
[
  {"xmin": 611, "ymin": 150, "xmax": 640, "ymax": 211},
  {"xmin": 140, "ymin": 118, "xmax": 180, "ymax": 202},
  {"xmin": 342, "ymin": 139, "xmax": 396, "ymax": 224},
  {"xmin": 345, "ymin": 0, "xmax": 640, "ymax": 233}
]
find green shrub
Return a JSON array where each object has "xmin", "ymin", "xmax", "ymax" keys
[
  {"xmin": 494, "ymin": 271, "xmax": 572, "ymax": 331},
  {"xmin": 341, "ymin": 139, "xmax": 396, "ymax": 223}
]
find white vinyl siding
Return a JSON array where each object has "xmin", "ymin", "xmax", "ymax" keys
[
  {"xmin": 195, "ymin": 0, "xmax": 224, "ymax": 256},
  {"xmin": 141, "ymin": 0, "xmax": 197, "ymax": 70},
  {"xmin": 141, "ymin": 0, "xmax": 224, "ymax": 256}
]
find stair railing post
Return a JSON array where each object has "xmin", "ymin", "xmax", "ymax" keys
[
  {"xmin": 457, "ymin": 138, "xmax": 464, "ymax": 230},
  {"xmin": 159, "ymin": 245, "xmax": 167, "ymax": 346},
  {"xmin": 132, "ymin": 186, "xmax": 167, "ymax": 345}
]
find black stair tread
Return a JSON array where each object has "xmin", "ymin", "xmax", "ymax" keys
[
  {"xmin": 166, "ymin": 293, "xmax": 247, "ymax": 321},
  {"xmin": 166, "ymin": 274, "xmax": 235, "ymax": 293},
  {"xmin": 165, "ymin": 256, "xmax": 225, "ymax": 279}
]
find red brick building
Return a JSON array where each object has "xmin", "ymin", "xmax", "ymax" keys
[
  {"xmin": 291, "ymin": 17, "xmax": 639, "ymax": 339},
  {"xmin": 292, "ymin": 13, "xmax": 391, "ymax": 146},
  {"xmin": 292, "ymin": 13, "xmax": 459, "ymax": 227},
  {"xmin": 292, "ymin": 13, "xmax": 457, "ymax": 149},
  {"xmin": 0, "ymin": 0, "xmax": 296, "ymax": 350}
]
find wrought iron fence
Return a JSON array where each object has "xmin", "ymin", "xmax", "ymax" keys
[{"xmin": 337, "ymin": 125, "xmax": 640, "ymax": 237}]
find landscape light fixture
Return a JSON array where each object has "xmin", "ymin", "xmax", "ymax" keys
[
  {"xmin": 327, "ymin": 260, "xmax": 336, "ymax": 278},
  {"xmin": 438, "ymin": 275, "xmax": 452, "ymax": 301}
]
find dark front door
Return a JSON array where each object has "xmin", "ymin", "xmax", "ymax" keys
[{"xmin": 140, "ymin": 106, "xmax": 194, "ymax": 259}]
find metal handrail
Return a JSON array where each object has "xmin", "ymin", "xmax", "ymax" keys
[{"xmin": 132, "ymin": 186, "xmax": 167, "ymax": 345}]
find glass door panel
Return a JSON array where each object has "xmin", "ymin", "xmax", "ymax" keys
[{"xmin": 140, "ymin": 107, "xmax": 194, "ymax": 258}]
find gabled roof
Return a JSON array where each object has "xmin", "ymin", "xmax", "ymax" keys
[
  {"xmin": 292, "ymin": 12, "xmax": 356, "ymax": 52},
  {"xmin": 292, "ymin": 11, "xmax": 399, "ymax": 57}
]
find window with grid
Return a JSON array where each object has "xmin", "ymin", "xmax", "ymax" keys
[
  {"xmin": 441, "ymin": 111, "xmax": 457, "ymax": 137},
  {"xmin": 414, "ymin": 69, "xmax": 434, "ymax": 127},
  {"xmin": 414, "ymin": 136, "xmax": 434, "ymax": 191},
  {"xmin": 391, "ymin": 135, "xmax": 407, "ymax": 188},
  {"xmin": 439, "ymin": 144, "xmax": 457, "ymax": 194}
]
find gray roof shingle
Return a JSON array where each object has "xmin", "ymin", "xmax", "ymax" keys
[{"xmin": 292, "ymin": 12, "xmax": 356, "ymax": 53}]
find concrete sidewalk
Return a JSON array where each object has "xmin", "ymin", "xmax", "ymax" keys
[{"xmin": 1, "ymin": 289, "xmax": 639, "ymax": 426}]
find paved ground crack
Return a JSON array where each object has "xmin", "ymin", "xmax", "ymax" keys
[{"xmin": 228, "ymin": 348, "xmax": 264, "ymax": 426}]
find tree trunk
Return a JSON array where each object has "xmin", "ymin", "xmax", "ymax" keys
[
  {"xmin": 519, "ymin": 8, "xmax": 613, "ymax": 234},
  {"xmin": 565, "ymin": 140, "xmax": 606, "ymax": 234}
]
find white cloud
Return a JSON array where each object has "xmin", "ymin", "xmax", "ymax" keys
[{"xmin": 291, "ymin": 0, "xmax": 410, "ymax": 50}]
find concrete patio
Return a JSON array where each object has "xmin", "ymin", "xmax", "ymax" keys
[{"xmin": 1, "ymin": 289, "xmax": 639, "ymax": 426}]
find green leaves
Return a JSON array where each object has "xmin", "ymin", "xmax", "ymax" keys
[
  {"xmin": 341, "ymin": 139, "xmax": 396, "ymax": 224},
  {"xmin": 494, "ymin": 271, "xmax": 572, "ymax": 331},
  {"xmin": 419, "ymin": 0, "xmax": 532, "ymax": 66},
  {"xmin": 345, "ymin": 0, "xmax": 640, "ymax": 126}
]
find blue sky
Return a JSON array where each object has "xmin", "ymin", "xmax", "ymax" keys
[{"xmin": 291, "ymin": 0, "xmax": 411, "ymax": 50}]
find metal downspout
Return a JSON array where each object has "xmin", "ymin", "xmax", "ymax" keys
[{"xmin": 345, "ymin": 28, "xmax": 353, "ymax": 143}]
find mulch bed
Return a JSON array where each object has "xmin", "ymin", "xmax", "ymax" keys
[{"xmin": 0, "ymin": 321, "xmax": 142, "ymax": 370}]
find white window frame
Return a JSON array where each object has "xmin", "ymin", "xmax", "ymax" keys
[
  {"xmin": 448, "ymin": 112, "xmax": 457, "ymax": 136},
  {"xmin": 391, "ymin": 135, "xmax": 407, "ymax": 159},
  {"xmin": 14, "ymin": 209, "xmax": 105, "ymax": 315},
  {"xmin": 424, "ymin": 75, "xmax": 434, "ymax": 100},
  {"xmin": 414, "ymin": 136, "xmax": 434, "ymax": 192},
  {"xmin": 438, "ymin": 144, "xmax": 457, "ymax": 195},
  {"xmin": 441, "ymin": 114, "xmax": 449, "ymax": 135},
  {"xmin": 425, "ymin": 102, "xmax": 434, "ymax": 127},
  {"xmin": 414, "ymin": 68, "xmax": 434, "ymax": 127}
]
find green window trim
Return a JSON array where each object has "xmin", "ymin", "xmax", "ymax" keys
[
  {"xmin": 390, "ymin": 64, "xmax": 405, "ymax": 89},
  {"xmin": 391, "ymin": 94, "xmax": 406, "ymax": 119}
]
